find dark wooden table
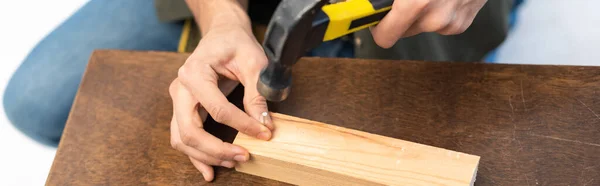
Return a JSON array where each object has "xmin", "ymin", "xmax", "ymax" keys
[{"xmin": 47, "ymin": 50, "xmax": 600, "ymax": 185}]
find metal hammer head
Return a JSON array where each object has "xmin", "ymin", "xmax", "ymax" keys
[
  {"xmin": 256, "ymin": 0, "xmax": 328, "ymax": 102},
  {"xmin": 257, "ymin": 76, "xmax": 291, "ymax": 102},
  {"xmin": 257, "ymin": 58, "xmax": 293, "ymax": 102}
]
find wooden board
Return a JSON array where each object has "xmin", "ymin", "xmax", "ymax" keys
[
  {"xmin": 233, "ymin": 112, "xmax": 480, "ymax": 186},
  {"xmin": 46, "ymin": 50, "xmax": 600, "ymax": 185}
]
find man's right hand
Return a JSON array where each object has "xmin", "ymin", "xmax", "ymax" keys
[{"xmin": 169, "ymin": 1, "xmax": 274, "ymax": 181}]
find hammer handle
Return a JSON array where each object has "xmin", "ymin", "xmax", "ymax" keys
[{"xmin": 320, "ymin": 0, "xmax": 394, "ymax": 41}]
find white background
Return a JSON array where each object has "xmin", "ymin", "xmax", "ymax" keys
[
  {"xmin": 0, "ymin": 1, "xmax": 88, "ymax": 185},
  {"xmin": 0, "ymin": 0, "xmax": 599, "ymax": 185}
]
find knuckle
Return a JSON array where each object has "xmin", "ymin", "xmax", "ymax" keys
[
  {"xmin": 198, "ymin": 63, "xmax": 219, "ymax": 82},
  {"xmin": 455, "ymin": 25, "xmax": 469, "ymax": 34},
  {"xmin": 248, "ymin": 54, "xmax": 268, "ymax": 67},
  {"xmin": 170, "ymin": 138, "xmax": 180, "ymax": 150},
  {"xmin": 421, "ymin": 17, "xmax": 451, "ymax": 32},
  {"xmin": 244, "ymin": 95, "xmax": 267, "ymax": 108},
  {"xmin": 180, "ymin": 132, "xmax": 197, "ymax": 147},
  {"xmin": 240, "ymin": 121, "xmax": 253, "ymax": 135},
  {"xmin": 177, "ymin": 66, "xmax": 190, "ymax": 81},
  {"xmin": 202, "ymin": 158, "xmax": 219, "ymax": 166},
  {"xmin": 168, "ymin": 80, "xmax": 179, "ymax": 97},
  {"xmin": 214, "ymin": 150, "xmax": 227, "ymax": 160},
  {"xmin": 179, "ymin": 62, "xmax": 209, "ymax": 81},
  {"xmin": 210, "ymin": 105, "xmax": 230, "ymax": 124},
  {"xmin": 443, "ymin": 21, "xmax": 468, "ymax": 35},
  {"xmin": 457, "ymin": 19, "xmax": 475, "ymax": 34},
  {"xmin": 438, "ymin": 19, "xmax": 468, "ymax": 35}
]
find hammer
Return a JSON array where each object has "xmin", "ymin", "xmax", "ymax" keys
[{"xmin": 257, "ymin": 0, "xmax": 394, "ymax": 102}]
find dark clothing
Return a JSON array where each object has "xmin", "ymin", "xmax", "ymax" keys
[
  {"xmin": 154, "ymin": 0, "xmax": 282, "ymax": 25},
  {"xmin": 154, "ymin": 0, "xmax": 516, "ymax": 62}
]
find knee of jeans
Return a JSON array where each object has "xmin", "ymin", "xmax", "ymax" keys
[{"xmin": 3, "ymin": 74, "xmax": 71, "ymax": 147}]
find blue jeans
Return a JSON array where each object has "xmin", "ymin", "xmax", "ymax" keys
[{"xmin": 3, "ymin": 0, "xmax": 183, "ymax": 147}]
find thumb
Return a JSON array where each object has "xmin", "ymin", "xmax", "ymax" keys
[
  {"xmin": 241, "ymin": 61, "xmax": 275, "ymax": 131},
  {"xmin": 243, "ymin": 84, "xmax": 275, "ymax": 131},
  {"xmin": 238, "ymin": 51, "xmax": 275, "ymax": 131}
]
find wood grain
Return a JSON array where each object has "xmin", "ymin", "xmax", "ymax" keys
[
  {"xmin": 46, "ymin": 50, "xmax": 600, "ymax": 185},
  {"xmin": 234, "ymin": 113, "xmax": 480, "ymax": 186}
]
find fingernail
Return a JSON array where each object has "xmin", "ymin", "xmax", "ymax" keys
[
  {"xmin": 221, "ymin": 161, "xmax": 235, "ymax": 168},
  {"xmin": 234, "ymin": 155, "xmax": 248, "ymax": 162},
  {"xmin": 258, "ymin": 131, "xmax": 271, "ymax": 140}
]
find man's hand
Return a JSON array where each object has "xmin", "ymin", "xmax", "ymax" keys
[
  {"xmin": 371, "ymin": 0, "xmax": 487, "ymax": 48},
  {"xmin": 169, "ymin": 14, "xmax": 274, "ymax": 181}
]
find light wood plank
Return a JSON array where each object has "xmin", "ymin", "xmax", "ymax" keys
[{"xmin": 233, "ymin": 112, "xmax": 480, "ymax": 186}]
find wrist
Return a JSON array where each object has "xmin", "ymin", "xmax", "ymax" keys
[
  {"xmin": 208, "ymin": 10, "xmax": 252, "ymax": 34},
  {"xmin": 186, "ymin": 0, "xmax": 252, "ymax": 35}
]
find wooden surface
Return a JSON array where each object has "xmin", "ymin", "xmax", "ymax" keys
[
  {"xmin": 233, "ymin": 113, "xmax": 480, "ymax": 186},
  {"xmin": 47, "ymin": 50, "xmax": 600, "ymax": 185}
]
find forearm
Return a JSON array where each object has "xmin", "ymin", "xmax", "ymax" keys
[{"xmin": 185, "ymin": 0, "xmax": 251, "ymax": 35}]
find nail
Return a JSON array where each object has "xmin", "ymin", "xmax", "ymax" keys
[
  {"xmin": 234, "ymin": 155, "xmax": 248, "ymax": 162},
  {"xmin": 261, "ymin": 112, "xmax": 274, "ymax": 130},
  {"xmin": 260, "ymin": 112, "xmax": 266, "ymax": 124},
  {"xmin": 220, "ymin": 161, "xmax": 235, "ymax": 168}
]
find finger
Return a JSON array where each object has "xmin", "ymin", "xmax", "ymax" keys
[
  {"xmin": 436, "ymin": 10, "xmax": 467, "ymax": 35},
  {"xmin": 178, "ymin": 63, "xmax": 271, "ymax": 141},
  {"xmin": 180, "ymin": 139, "xmax": 236, "ymax": 168},
  {"xmin": 370, "ymin": 0, "xmax": 431, "ymax": 48},
  {"xmin": 189, "ymin": 157, "xmax": 214, "ymax": 182},
  {"xmin": 171, "ymin": 80, "xmax": 249, "ymax": 161},
  {"xmin": 170, "ymin": 116, "xmax": 235, "ymax": 168},
  {"xmin": 400, "ymin": 25, "xmax": 426, "ymax": 38},
  {"xmin": 179, "ymin": 106, "xmax": 249, "ymax": 162},
  {"xmin": 438, "ymin": 2, "xmax": 485, "ymax": 35},
  {"xmin": 406, "ymin": 2, "xmax": 458, "ymax": 35},
  {"xmin": 197, "ymin": 79, "xmax": 239, "ymax": 123},
  {"xmin": 218, "ymin": 78, "xmax": 241, "ymax": 97},
  {"xmin": 235, "ymin": 57, "xmax": 274, "ymax": 131},
  {"xmin": 243, "ymin": 90, "xmax": 274, "ymax": 131}
]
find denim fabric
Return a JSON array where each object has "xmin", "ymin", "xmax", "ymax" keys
[
  {"xmin": 307, "ymin": 37, "xmax": 355, "ymax": 58},
  {"xmin": 3, "ymin": 0, "xmax": 182, "ymax": 147}
]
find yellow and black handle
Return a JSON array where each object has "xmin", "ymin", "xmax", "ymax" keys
[
  {"xmin": 258, "ymin": 0, "xmax": 394, "ymax": 102},
  {"xmin": 320, "ymin": 0, "xmax": 393, "ymax": 41}
]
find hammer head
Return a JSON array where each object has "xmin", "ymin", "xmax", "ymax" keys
[
  {"xmin": 257, "ymin": 55, "xmax": 294, "ymax": 102},
  {"xmin": 257, "ymin": 73, "xmax": 291, "ymax": 102},
  {"xmin": 256, "ymin": 0, "xmax": 328, "ymax": 102}
]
